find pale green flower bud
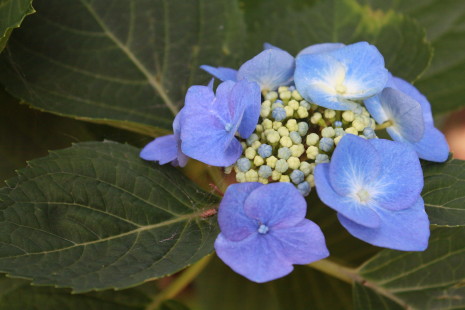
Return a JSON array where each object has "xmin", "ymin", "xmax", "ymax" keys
[
  {"xmin": 275, "ymin": 159, "xmax": 289, "ymax": 173},
  {"xmin": 321, "ymin": 127, "xmax": 335, "ymax": 138},
  {"xmin": 306, "ymin": 133, "xmax": 320, "ymax": 146},
  {"xmin": 245, "ymin": 169, "xmax": 259, "ymax": 182}
]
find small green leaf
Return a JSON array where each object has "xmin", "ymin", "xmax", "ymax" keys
[
  {"xmin": 359, "ymin": 227, "xmax": 465, "ymax": 310},
  {"xmin": 353, "ymin": 282, "xmax": 404, "ymax": 310},
  {"xmin": 196, "ymin": 256, "xmax": 352, "ymax": 310},
  {"xmin": 158, "ymin": 300, "xmax": 191, "ymax": 310},
  {"xmin": 422, "ymin": 159, "xmax": 465, "ymax": 226},
  {"xmin": 245, "ymin": 0, "xmax": 432, "ymax": 82},
  {"xmin": 0, "ymin": 0, "xmax": 34, "ymax": 52},
  {"xmin": 0, "ymin": 0, "xmax": 246, "ymax": 136},
  {"xmin": 0, "ymin": 141, "xmax": 219, "ymax": 292},
  {"xmin": 0, "ymin": 275, "xmax": 155, "ymax": 310}
]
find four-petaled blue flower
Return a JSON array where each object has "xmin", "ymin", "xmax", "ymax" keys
[
  {"xmin": 215, "ymin": 182, "xmax": 329, "ymax": 283},
  {"xmin": 295, "ymin": 42, "xmax": 389, "ymax": 110},
  {"xmin": 365, "ymin": 75, "xmax": 449, "ymax": 162},
  {"xmin": 314, "ymin": 134, "xmax": 430, "ymax": 251},
  {"xmin": 180, "ymin": 79, "xmax": 261, "ymax": 166}
]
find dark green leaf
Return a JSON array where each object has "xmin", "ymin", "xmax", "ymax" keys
[
  {"xmin": 0, "ymin": 275, "xmax": 155, "ymax": 310},
  {"xmin": 422, "ymin": 159, "xmax": 465, "ymax": 226},
  {"xmin": 0, "ymin": 0, "xmax": 34, "ymax": 52},
  {"xmin": 353, "ymin": 282, "xmax": 404, "ymax": 310},
  {"xmin": 245, "ymin": 0, "xmax": 432, "ymax": 82},
  {"xmin": 0, "ymin": 141, "xmax": 219, "ymax": 292},
  {"xmin": 359, "ymin": 227, "xmax": 465, "ymax": 310},
  {"xmin": 195, "ymin": 256, "xmax": 352, "ymax": 310},
  {"xmin": 158, "ymin": 300, "xmax": 190, "ymax": 310},
  {"xmin": 0, "ymin": 0, "xmax": 246, "ymax": 136},
  {"xmin": 360, "ymin": 0, "xmax": 465, "ymax": 113}
]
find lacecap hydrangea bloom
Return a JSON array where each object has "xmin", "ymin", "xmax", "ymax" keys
[{"xmin": 140, "ymin": 41, "xmax": 448, "ymax": 283}]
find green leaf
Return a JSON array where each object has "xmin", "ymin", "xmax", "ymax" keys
[
  {"xmin": 358, "ymin": 227, "xmax": 465, "ymax": 310},
  {"xmin": 0, "ymin": 0, "xmax": 34, "ymax": 52},
  {"xmin": 158, "ymin": 300, "xmax": 190, "ymax": 310},
  {"xmin": 196, "ymin": 256, "xmax": 352, "ymax": 310},
  {"xmin": 353, "ymin": 282, "xmax": 403, "ymax": 310},
  {"xmin": 422, "ymin": 159, "xmax": 465, "ymax": 226},
  {"xmin": 0, "ymin": 275, "xmax": 155, "ymax": 310},
  {"xmin": 0, "ymin": 141, "xmax": 219, "ymax": 292},
  {"xmin": 359, "ymin": 0, "xmax": 465, "ymax": 113},
  {"xmin": 245, "ymin": 0, "xmax": 432, "ymax": 82},
  {"xmin": 0, "ymin": 0, "xmax": 246, "ymax": 136}
]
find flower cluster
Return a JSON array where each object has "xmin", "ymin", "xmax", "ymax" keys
[{"xmin": 140, "ymin": 41, "xmax": 449, "ymax": 283}]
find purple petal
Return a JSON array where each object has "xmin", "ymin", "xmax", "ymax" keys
[
  {"xmin": 217, "ymin": 183, "xmax": 263, "ymax": 242},
  {"xmin": 338, "ymin": 197, "xmax": 429, "ymax": 251},
  {"xmin": 215, "ymin": 233, "xmax": 294, "ymax": 283},
  {"xmin": 200, "ymin": 65, "xmax": 238, "ymax": 82},
  {"xmin": 140, "ymin": 135, "xmax": 177, "ymax": 165},
  {"xmin": 184, "ymin": 85, "xmax": 215, "ymax": 109},
  {"xmin": 329, "ymin": 134, "xmax": 381, "ymax": 196},
  {"xmin": 237, "ymin": 49, "xmax": 295, "ymax": 91},
  {"xmin": 297, "ymin": 43, "xmax": 345, "ymax": 57},
  {"xmin": 270, "ymin": 219, "xmax": 329, "ymax": 264},
  {"xmin": 243, "ymin": 182, "xmax": 308, "ymax": 229},
  {"xmin": 314, "ymin": 163, "xmax": 381, "ymax": 228},
  {"xmin": 230, "ymin": 80, "xmax": 261, "ymax": 138}
]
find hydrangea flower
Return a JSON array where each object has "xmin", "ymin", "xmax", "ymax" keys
[
  {"xmin": 181, "ymin": 79, "xmax": 261, "ymax": 166},
  {"xmin": 201, "ymin": 48, "xmax": 295, "ymax": 91},
  {"xmin": 294, "ymin": 42, "xmax": 389, "ymax": 110},
  {"xmin": 365, "ymin": 75, "xmax": 449, "ymax": 162},
  {"xmin": 140, "ymin": 110, "xmax": 188, "ymax": 167},
  {"xmin": 215, "ymin": 182, "xmax": 329, "ymax": 283},
  {"xmin": 314, "ymin": 134, "xmax": 430, "ymax": 251}
]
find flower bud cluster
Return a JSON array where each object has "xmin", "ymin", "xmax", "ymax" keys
[{"xmin": 228, "ymin": 86, "xmax": 377, "ymax": 196}]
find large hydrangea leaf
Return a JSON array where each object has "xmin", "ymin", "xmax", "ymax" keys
[
  {"xmin": 0, "ymin": 0, "xmax": 34, "ymax": 52},
  {"xmin": 0, "ymin": 141, "xmax": 219, "ymax": 292},
  {"xmin": 0, "ymin": 0, "xmax": 246, "ymax": 136}
]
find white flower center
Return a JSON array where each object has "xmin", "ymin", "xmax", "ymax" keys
[{"xmin": 355, "ymin": 189, "xmax": 371, "ymax": 204}]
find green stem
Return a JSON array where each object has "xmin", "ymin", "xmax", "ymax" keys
[
  {"xmin": 206, "ymin": 166, "xmax": 228, "ymax": 194},
  {"xmin": 375, "ymin": 120, "xmax": 393, "ymax": 130},
  {"xmin": 146, "ymin": 255, "xmax": 213, "ymax": 310},
  {"xmin": 307, "ymin": 259, "xmax": 410, "ymax": 309}
]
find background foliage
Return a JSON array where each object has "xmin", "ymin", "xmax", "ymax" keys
[{"xmin": 1, "ymin": 0, "xmax": 465, "ymax": 309}]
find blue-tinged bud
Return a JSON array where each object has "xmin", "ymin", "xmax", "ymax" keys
[
  {"xmin": 297, "ymin": 181, "xmax": 311, "ymax": 196},
  {"xmin": 258, "ymin": 165, "xmax": 272, "ymax": 178},
  {"xmin": 299, "ymin": 100, "xmax": 311, "ymax": 110},
  {"xmin": 272, "ymin": 107, "xmax": 287, "ymax": 121},
  {"xmin": 334, "ymin": 121, "xmax": 343, "ymax": 127},
  {"xmin": 290, "ymin": 169, "xmax": 305, "ymax": 184},
  {"xmin": 258, "ymin": 224, "xmax": 269, "ymax": 234},
  {"xmin": 298, "ymin": 122, "xmax": 309, "ymax": 136},
  {"xmin": 278, "ymin": 147, "xmax": 292, "ymax": 159},
  {"xmin": 289, "ymin": 131, "xmax": 302, "ymax": 144},
  {"xmin": 275, "ymin": 159, "xmax": 289, "ymax": 173},
  {"xmin": 335, "ymin": 128, "xmax": 345, "ymax": 137},
  {"xmin": 363, "ymin": 127, "xmax": 376, "ymax": 139},
  {"xmin": 236, "ymin": 157, "xmax": 251, "ymax": 172},
  {"xmin": 315, "ymin": 154, "xmax": 330, "ymax": 164},
  {"xmin": 319, "ymin": 137, "xmax": 334, "ymax": 152},
  {"xmin": 352, "ymin": 105, "xmax": 363, "ymax": 115},
  {"xmin": 258, "ymin": 144, "xmax": 272, "ymax": 158},
  {"xmin": 246, "ymin": 133, "xmax": 259, "ymax": 146}
]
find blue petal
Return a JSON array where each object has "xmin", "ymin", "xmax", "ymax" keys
[
  {"xmin": 328, "ymin": 42, "xmax": 388, "ymax": 100},
  {"xmin": 368, "ymin": 139, "xmax": 423, "ymax": 210},
  {"xmin": 184, "ymin": 85, "xmax": 215, "ymax": 109},
  {"xmin": 263, "ymin": 42, "xmax": 285, "ymax": 51},
  {"xmin": 314, "ymin": 163, "xmax": 381, "ymax": 228},
  {"xmin": 270, "ymin": 219, "xmax": 329, "ymax": 264},
  {"xmin": 297, "ymin": 43, "xmax": 345, "ymax": 57},
  {"xmin": 243, "ymin": 182, "xmax": 307, "ymax": 229},
  {"xmin": 329, "ymin": 134, "xmax": 381, "ymax": 196},
  {"xmin": 140, "ymin": 135, "xmax": 177, "ymax": 165},
  {"xmin": 237, "ymin": 49, "xmax": 295, "ymax": 91},
  {"xmin": 172, "ymin": 110, "xmax": 188, "ymax": 167},
  {"xmin": 373, "ymin": 88, "xmax": 425, "ymax": 143},
  {"xmin": 412, "ymin": 125, "xmax": 449, "ymax": 162},
  {"xmin": 230, "ymin": 80, "xmax": 261, "ymax": 138},
  {"xmin": 200, "ymin": 65, "xmax": 238, "ymax": 82},
  {"xmin": 391, "ymin": 77, "xmax": 433, "ymax": 124},
  {"xmin": 338, "ymin": 197, "xmax": 429, "ymax": 251},
  {"xmin": 215, "ymin": 233, "xmax": 294, "ymax": 283},
  {"xmin": 218, "ymin": 183, "xmax": 263, "ymax": 242}
]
